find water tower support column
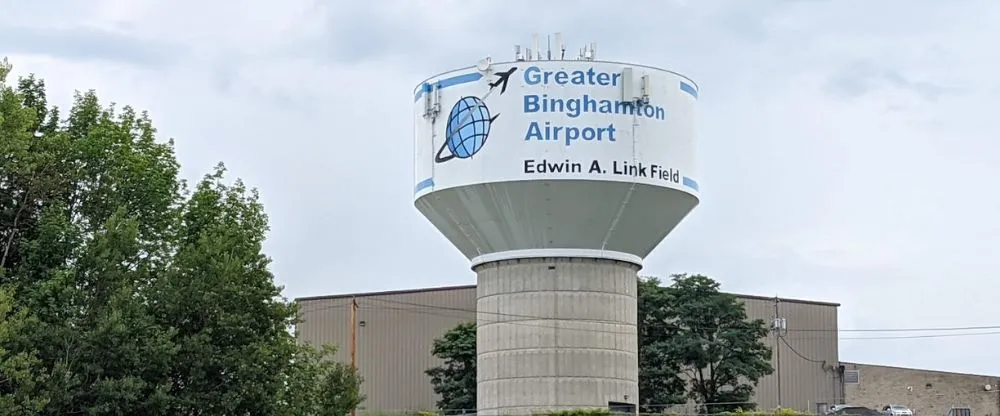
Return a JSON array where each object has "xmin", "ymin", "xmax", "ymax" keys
[{"xmin": 474, "ymin": 256, "xmax": 640, "ymax": 415}]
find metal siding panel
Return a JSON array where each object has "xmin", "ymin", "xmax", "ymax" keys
[
  {"xmin": 782, "ymin": 301, "xmax": 838, "ymax": 412},
  {"xmin": 742, "ymin": 297, "xmax": 777, "ymax": 409},
  {"xmin": 299, "ymin": 288, "xmax": 477, "ymax": 412},
  {"xmin": 296, "ymin": 289, "xmax": 839, "ymax": 412},
  {"xmin": 737, "ymin": 298, "xmax": 840, "ymax": 412},
  {"xmin": 296, "ymin": 297, "xmax": 355, "ymax": 363}
]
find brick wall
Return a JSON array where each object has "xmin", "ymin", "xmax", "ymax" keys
[{"xmin": 842, "ymin": 362, "xmax": 999, "ymax": 416}]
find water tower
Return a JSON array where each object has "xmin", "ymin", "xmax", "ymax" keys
[{"xmin": 413, "ymin": 34, "xmax": 700, "ymax": 414}]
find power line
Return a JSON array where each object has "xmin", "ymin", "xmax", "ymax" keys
[
  {"xmin": 796, "ymin": 325, "xmax": 1000, "ymax": 333},
  {"xmin": 369, "ymin": 297, "xmax": 1000, "ymax": 336},
  {"xmin": 381, "ymin": 300, "xmax": 1000, "ymax": 341},
  {"xmin": 779, "ymin": 335, "xmax": 825, "ymax": 364},
  {"xmin": 360, "ymin": 303, "xmax": 637, "ymax": 336},
  {"xmin": 841, "ymin": 331, "xmax": 1000, "ymax": 340},
  {"xmin": 368, "ymin": 297, "xmax": 634, "ymax": 325},
  {"xmin": 295, "ymin": 297, "xmax": 1000, "ymax": 340}
]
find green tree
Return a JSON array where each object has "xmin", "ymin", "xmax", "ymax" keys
[
  {"xmin": 150, "ymin": 167, "xmax": 345, "ymax": 414},
  {"xmin": 280, "ymin": 344, "xmax": 365, "ymax": 416},
  {"xmin": 314, "ymin": 353, "xmax": 365, "ymax": 416},
  {"xmin": 637, "ymin": 277, "xmax": 687, "ymax": 411},
  {"xmin": 426, "ymin": 321, "xmax": 477, "ymax": 412},
  {"xmin": 1, "ymin": 63, "xmax": 185, "ymax": 414},
  {"xmin": 0, "ymin": 58, "xmax": 363, "ymax": 415},
  {"xmin": 661, "ymin": 274, "xmax": 774, "ymax": 414},
  {"xmin": 0, "ymin": 287, "xmax": 48, "ymax": 414}
]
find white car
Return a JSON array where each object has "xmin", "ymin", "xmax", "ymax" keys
[{"xmin": 882, "ymin": 405, "xmax": 914, "ymax": 416}]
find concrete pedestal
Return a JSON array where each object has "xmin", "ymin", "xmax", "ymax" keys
[{"xmin": 475, "ymin": 257, "xmax": 639, "ymax": 415}]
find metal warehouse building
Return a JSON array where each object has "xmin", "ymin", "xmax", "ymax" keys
[{"xmin": 295, "ymin": 284, "xmax": 843, "ymax": 413}]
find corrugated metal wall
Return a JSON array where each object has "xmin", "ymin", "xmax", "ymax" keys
[
  {"xmin": 741, "ymin": 296, "xmax": 842, "ymax": 412},
  {"xmin": 296, "ymin": 286, "xmax": 478, "ymax": 412},
  {"xmin": 296, "ymin": 286, "xmax": 839, "ymax": 413}
]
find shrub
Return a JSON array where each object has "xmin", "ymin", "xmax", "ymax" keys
[
  {"xmin": 536, "ymin": 409, "xmax": 614, "ymax": 416},
  {"xmin": 723, "ymin": 408, "xmax": 811, "ymax": 416}
]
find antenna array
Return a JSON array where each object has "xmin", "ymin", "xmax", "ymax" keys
[{"xmin": 515, "ymin": 32, "xmax": 595, "ymax": 62}]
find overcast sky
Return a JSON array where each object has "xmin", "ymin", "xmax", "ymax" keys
[{"xmin": 4, "ymin": 0, "xmax": 1000, "ymax": 376}]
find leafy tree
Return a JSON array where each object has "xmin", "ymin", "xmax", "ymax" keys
[
  {"xmin": 426, "ymin": 321, "xmax": 477, "ymax": 412},
  {"xmin": 1, "ymin": 63, "xmax": 188, "ymax": 414},
  {"xmin": 661, "ymin": 274, "xmax": 774, "ymax": 414},
  {"xmin": 281, "ymin": 344, "xmax": 365, "ymax": 416},
  {"xmin": 314, "ymin": 353, "xmax": 365, "ymax": 416},
  {"xmin": 637, "ymin": 277, "xmax": 686, "ymax": 411},
  {"xmin": 151, "ymin": 166, "xmax": 300, "ymax": 414},
  {"xmin": 0, "ymin": 287, "xmax": 48, "ymax": 414},
  {"xmin": 0, "ymin": 58, "xmax": 363, "ymax": 415}
]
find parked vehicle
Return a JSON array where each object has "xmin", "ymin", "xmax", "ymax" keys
[
  {"xmin": 829, "ymin": 406, "xmax": 883, "ymax": 416},
  {"xmin": 882, "ymin": 405, "xmax": 914, "ymax": 416}
]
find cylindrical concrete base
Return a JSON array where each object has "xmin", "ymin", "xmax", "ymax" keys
[{"xmin": 475, "ymin": 257, "xmax": 639, "ymax": 415}]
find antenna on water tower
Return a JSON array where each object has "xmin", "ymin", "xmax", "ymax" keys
[
  {"xmin": 532, "ymin": 33, "xmax": 541, "ymax": 61},
  {"xmin": 555, "ymin": 32, "xmax": 565, "ymax": 60}
]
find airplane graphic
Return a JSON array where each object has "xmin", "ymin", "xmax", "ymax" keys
[{"xmin": 487, "ymin": 67, "xmax": 518, "ymax": 95}]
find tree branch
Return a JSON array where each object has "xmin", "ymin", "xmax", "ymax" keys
[
  {"xmin": 1, "ymin": 177, "xmax": 34, "ymax": 269},
  {"xmin": 708, "ymin": 361, "xmax": 716, "ymax": 394},
  {"xmin": 696, "ymin": 366, "xmax": 706, "ymax": 401}
]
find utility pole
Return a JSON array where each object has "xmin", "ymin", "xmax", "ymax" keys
[
  {"xmin": 774, "ymin": 296, "xmax": 783, "ymax": 408},
  {"xmin": 350, "ymin": 297, "xmax": 359, "ymax": 416}
]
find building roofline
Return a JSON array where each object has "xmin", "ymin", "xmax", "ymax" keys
[
  {"xmin": 733, "ymin": 292, "xmax": 840, "ymax": 307},
  {"xmin": 294, "ymin": 284, "xmax": 840, "ymax": 307},
  {"xmin": 294, "ymin": 284, "xmax": 477, "ymax": 302},
  {"xmin": 840, "ymin": 361, "xmax": 999, "ymax": 379}
]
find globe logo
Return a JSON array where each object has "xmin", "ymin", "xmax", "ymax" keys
[{"xmin": 435, "ymin": 96, "xmax": 500, "ymax": 163}]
